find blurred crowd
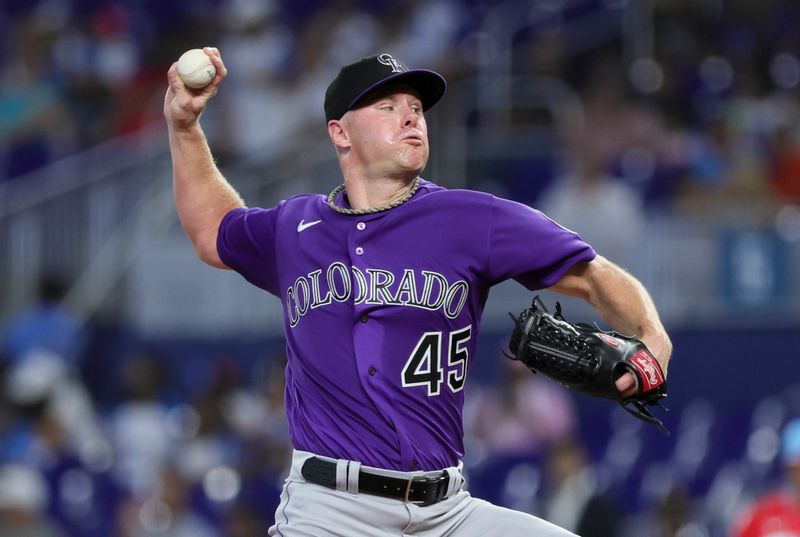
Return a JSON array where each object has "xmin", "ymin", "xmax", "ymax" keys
[
  {"xmin": 2, "ymin": 276, "xmax": 800, "ymax": 537},
  {"xmin": 0, "ymin": 276, "xmax": 292, "ymax": 537},
  {"xmin": 2, "ymin": 0, "xmax": 800, "ymax": 213},
  {"xmin": 0, "ymin": 0, "xmax": 468, "ymax": 180}
]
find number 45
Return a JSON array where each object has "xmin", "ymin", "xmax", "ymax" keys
[{"xmin": 401, "ymin": 326, "xmax": 472, "ymax": 396}]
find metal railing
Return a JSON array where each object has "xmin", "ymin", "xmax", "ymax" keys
[
  {"xmin": 0, "ymin": 119, "xmax": 336, "ymax": 323},
  {"xmin": 0, "ymin": 127, "xmax": 170, "ymax": 317}
]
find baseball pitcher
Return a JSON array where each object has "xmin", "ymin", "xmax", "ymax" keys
[{"xmin": 164, "ymin": 48, "xmax": 672, "ymax": 536}]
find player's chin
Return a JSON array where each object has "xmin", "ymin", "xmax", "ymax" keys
[
  {"xmin": 399, "ymin": 148, "xmax": 428, "ymax": 172},
  {"xmin": 398, "ymin": 161, "xmax": 426, "ymax": 177}
]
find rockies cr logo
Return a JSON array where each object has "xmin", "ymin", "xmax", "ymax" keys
[{"xmin": 378, "ymin": 53, "xmax": 405, "ymax": 73}]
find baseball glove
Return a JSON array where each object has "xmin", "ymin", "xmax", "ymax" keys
[{"xmin": 507, "ymin": 296, "xmax": 669, "ymax": 434}]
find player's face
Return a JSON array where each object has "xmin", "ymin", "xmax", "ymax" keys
[{"xmin": 342, "ymin": 85, "xmax": 429, "ymax": 177}]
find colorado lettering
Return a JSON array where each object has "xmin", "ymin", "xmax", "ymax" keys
[{"xmin": 286, "ymin": 264, "xmax": 470, "ymax": 327}]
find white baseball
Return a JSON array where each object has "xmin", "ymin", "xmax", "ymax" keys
[{"xmin": 177, "ymin": 49, "xmax": 216, "ymax": 89}]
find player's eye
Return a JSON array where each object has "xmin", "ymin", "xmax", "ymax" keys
[{"xmin": 380, "ymin": 104, "xmax": 394, "ymax": 111}]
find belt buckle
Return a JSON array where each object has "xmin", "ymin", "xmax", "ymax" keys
[{"xmin": 404, "ymin": 473, "xmax": 448, "ymax": 506}]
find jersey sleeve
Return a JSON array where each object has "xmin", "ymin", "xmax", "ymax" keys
[
  {"xmin": 217, "ymin": 206, "xmax": 280, "ymax": 295},
  {"xmin": 488, "ymin": 196, "xmax": 596, "ymax": 289}
]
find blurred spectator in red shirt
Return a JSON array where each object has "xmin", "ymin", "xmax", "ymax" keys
[
  {"xmin": 770, "ymin": 125, "xmax": 800, "ymax": 203},
  {"xmin": 732, "ymin": 418, "xmax": 800, "ymax": 537}
]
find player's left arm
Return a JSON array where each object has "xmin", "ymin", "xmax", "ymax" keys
[{"xmin": 549, "ymin": 254, "xmax": 672, "ymax": 393}]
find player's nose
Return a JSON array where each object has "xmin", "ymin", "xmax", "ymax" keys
[{"xmin": 402, "ymin": 105, "xmax": 420, "ymax": 128}]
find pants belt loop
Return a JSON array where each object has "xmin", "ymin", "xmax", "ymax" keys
[
  {"xmin": 346, "ymin": 460, "xmax": 361, "ymax": 494},
  {"xmin": 444, "ymin": 463, "xmax": 463, "ymax": 498},
  {"xmin": 335, "ymin": 460, "xmax": 348, "ymax": 492}
]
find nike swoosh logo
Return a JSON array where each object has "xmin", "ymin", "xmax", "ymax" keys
[{"xmin": 297, "ymin": 219, "xmax": 322, "ymax": 232}]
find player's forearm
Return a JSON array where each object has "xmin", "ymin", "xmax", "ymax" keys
[
  {"xmin": 552, "ymin": 256, "xmax": 672, "ymax": 371},
  {"xmin": 584, "ymin": 257, "xmax": 672, "ymax": 371},
  {"xmin": 168, "ymin": 124, "xmax": 244, "ymax": 267}
]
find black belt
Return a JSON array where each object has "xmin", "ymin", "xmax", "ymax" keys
[{"xmin": 301, "ymin": 456, "xmax": 452, "ymax": 507}]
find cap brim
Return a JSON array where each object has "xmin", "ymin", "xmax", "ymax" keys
[{"xmin": 347, "ymin": 69, "xmax": 447, "ymax": 114}]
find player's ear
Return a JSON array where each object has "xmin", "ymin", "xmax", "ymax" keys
[{"xmin": 328, "ymin": 118, "xmax": 350, "ymax": 150}]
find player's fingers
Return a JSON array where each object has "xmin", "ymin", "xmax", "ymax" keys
[
  {"xmin": 615, "ymin": 372, "xmax": 637, "ymax": 398},
  {"xmin": 168, "ymin": 61, "xmax": 210, "ymax": 104},
  {"xmin": 204, "ymin": 47, "xmax": 228, "ymax": 82},
  {"xmin": 204, "ymin": 87, "xmax": 218, "ymax": 101},
  {"xmin": 164, "ymin": 65, "xmax": 186, "ymax": 115},
  {"xmin": 166, "ymin": 62, "xmax": 187, "ymax": 93},
  {"xmin": 203, "ymin": 46, "xmax": 222, "ymax": 67}
]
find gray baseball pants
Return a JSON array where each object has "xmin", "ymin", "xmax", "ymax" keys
[{"xmin": 268, "ymin": 450, "xmax": 577, "ymax": 537}]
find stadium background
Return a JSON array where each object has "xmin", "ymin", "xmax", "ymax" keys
[{"xmin": 2, "ymin": 0, "xmax": 800, "ymax": 536}]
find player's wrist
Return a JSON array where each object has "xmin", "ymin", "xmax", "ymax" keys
[
  {"xmin": 168, "ymin": 120, "xmax": 206, "ymax": 140},
  {"xmin": 640, "ymin": 331, "xmax": 671, "ymax": 376}
]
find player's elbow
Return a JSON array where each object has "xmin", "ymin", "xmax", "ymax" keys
[
  {"xmin": 549, "ymin": 255, "xmax": 613, "ymax": 302},
  {"xmin": 196, "ymin": 248, "xmax": 228, "ymax": 269},
  {"xmin": 192, "ymin": 233, "xmax": 228, "ymax": 269},
  {"xmin": 581, "ymin": 255, "xmax": 619, "ymax": 301}
]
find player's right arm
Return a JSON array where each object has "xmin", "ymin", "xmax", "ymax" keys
[{"xmin": 164, "ymin": 47, "xmax": 244, "ymax": 269}]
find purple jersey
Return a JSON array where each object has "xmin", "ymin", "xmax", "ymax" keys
[{"xmin": 217, "ymin": 179, "xmax": 595, "ymax": 471}]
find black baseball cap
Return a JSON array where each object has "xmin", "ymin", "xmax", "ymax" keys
[{"xmin": 324, "ymin": 53, "xmax": 447, "ymax": 122}]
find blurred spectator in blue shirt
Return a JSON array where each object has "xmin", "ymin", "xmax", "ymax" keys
[
  {"xmin": 1, "ymin": 8, "xmax": 76, "ymax": 181},
  {"xmin": 2, "ymin": 275, "xmax": 86, "ymax": 369}
]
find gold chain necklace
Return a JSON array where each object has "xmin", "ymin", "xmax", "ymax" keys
[{"xmin": 327, "ymin": 178, "xmax": 420, "ymax": 216}]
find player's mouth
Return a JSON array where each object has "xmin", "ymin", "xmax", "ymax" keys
[{"xmin": 400, "ymin": 133, "xmax": 425, "ymax": 145}]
